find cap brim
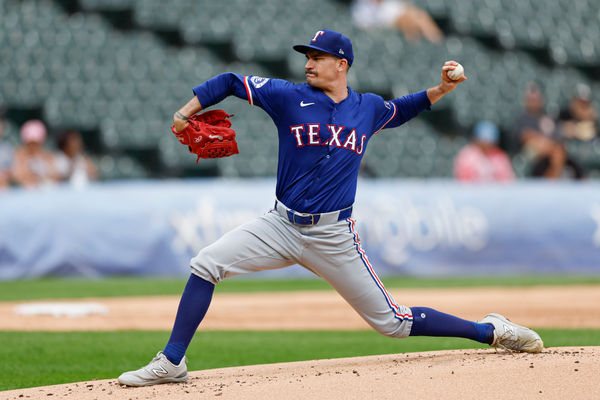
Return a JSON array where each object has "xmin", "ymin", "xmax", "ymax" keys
[{"xmin": 293, "ymin": 44, "xmax": 341, "ymax": 59}]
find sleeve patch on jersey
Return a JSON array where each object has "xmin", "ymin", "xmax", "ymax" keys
[
  {"xmin": 374, "ymin": 102, "xmax": 397, "ymax": 135},
  {"xmin": 250, "ymin": 76, "xmax": 270, "ymax": 89}
]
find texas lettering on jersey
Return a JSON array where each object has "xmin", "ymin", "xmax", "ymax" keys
[
  {"xmin": 192, "ymin": 72, "xmax": 431, "ymax": 213},
  {"xmin": 289, "ymin": 124, "xmax": 366, "ymax": 155}
]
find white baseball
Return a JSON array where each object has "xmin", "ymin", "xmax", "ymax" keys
[{"xmin": 447, "ymin": 63, "xmax": 464, "ymax": 80}]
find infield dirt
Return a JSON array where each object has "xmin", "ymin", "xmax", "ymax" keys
[{"xmin": 2, "ymin": 285, "xmax": 599, "ymax": 330}]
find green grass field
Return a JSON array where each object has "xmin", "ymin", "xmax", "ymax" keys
[
  {"xmin": 2, "ymin": 275, "xmax": 600, "ymax": 301},
  {"xmin": 2, "ymin": 276, "xmax": 599, "ymax": 391}
]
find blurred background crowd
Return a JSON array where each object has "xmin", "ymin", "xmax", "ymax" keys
[{"xmin": 1, "ymin": 0, "xmax": 599, "ymax": 191}]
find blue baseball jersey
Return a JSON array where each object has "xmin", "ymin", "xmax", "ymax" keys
[{"xmin": 193, "ymin": 73, "xmax": 431, "ymax": 213}]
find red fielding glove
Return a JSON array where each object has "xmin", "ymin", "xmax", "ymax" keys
[{"xmin": 171, "ymin": 110, "xmax": 238, "ymax": 161}]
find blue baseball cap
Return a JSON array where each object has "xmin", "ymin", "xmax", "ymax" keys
[
  {"xmin": 293, "ymin": 29, "xmax": 354, "ymax": 67},
  {"xmin": 473, "ymin": 121, "xmax": 499, "ymax": 144}
]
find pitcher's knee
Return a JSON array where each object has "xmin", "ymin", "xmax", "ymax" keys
[
  {"xmin": 190, "ymin": 267, "xmax": 219, "ymax": 285},
  {"xmin": 373, "ymin": 325, "xmax": 409, "ymax": 339},
  {"xmin": 363, "ymin": 304, "xmax": 414, "ymax": 338},
  {"xmin": 371, "ymin": 318, "xmax": 413, "ymax": 338},
  {"xmin": 190, "ymin": 257, "xmax": 222, "ymax": 285}
]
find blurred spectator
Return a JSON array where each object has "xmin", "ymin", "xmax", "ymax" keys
[
  {"xmin": 351, "ymin": 0, "xmax": 444, "ymax": 43},
  {"xmin": 557, "ymin": 83, "xmax": 597, "ymax": 141},
  {"xmin": 12, "ymin": 120, "xmax": 59, "ymax": 188},
  {"xmin": 512, "ymin": 83, "xmax": 583, "ymax": 179},
  {"xmin": 55, "ymin": 130, "xmax": 98, "ymax": 188},
  {"xmin": 0, "ymin": 118, "xmax": 15, "ymax": 190},
  {"xmin": 454, "ymin": 121, "xmax": 515, "ymax": 182}
]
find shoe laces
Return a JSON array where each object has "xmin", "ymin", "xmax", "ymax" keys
[{"xmin": 141, "ymin": 353, "xmax": 165, "ymax": 373}]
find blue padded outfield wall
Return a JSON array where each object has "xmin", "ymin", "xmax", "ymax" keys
[{"xmin": 1, "ymin": 179, "xmax": 599, "ymax": 280}]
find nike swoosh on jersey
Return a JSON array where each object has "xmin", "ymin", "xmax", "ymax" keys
[{"xmin": 300, "ymin": 101, "xmax": 315, "ymax": 107}]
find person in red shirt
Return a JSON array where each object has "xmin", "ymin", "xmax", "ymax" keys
[{"xmin": 454, "ymin": 121, "xmax": 515, "ymax": 182}]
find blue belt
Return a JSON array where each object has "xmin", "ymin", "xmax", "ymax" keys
[{"xmin": 274, "ymin": 200, "xmax": 353, "ymax": 226}]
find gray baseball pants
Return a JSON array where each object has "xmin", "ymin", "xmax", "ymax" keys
[{"xmin": 190, "ymin": 200, "xmax": 414, "ymax": 338}]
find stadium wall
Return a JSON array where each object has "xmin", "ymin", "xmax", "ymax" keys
[{"xmin": 1, "ymin": 179, "xmax": 599, "ymax": 280}]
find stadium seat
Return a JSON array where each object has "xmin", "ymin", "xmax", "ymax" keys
[
  {"xmin": 79, "ymin": 0, "xmax": 136, "ymax": 11},
  {"xmin": 97, "ymin": 154, "xmax": 148, "ymax": 180},
  {"xmin": 1, "ymin": 0, "xmax": 599, "ymax": 180},
  {"xmin": 0, "ymin": 119, "xmax": 20, "ymax": 146}
]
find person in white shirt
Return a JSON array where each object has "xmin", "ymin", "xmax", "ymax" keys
[
  {"xmin": 351, "ymin": 0, "xmax": 444, "ymax": 43},
  {"xmin": 54, "ymin": 130, "xmax": 98, "ymax": 187}
]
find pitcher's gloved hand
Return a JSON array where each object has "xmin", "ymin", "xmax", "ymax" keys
[{"xmin": 171, "ymin": 110, "xmax": 238, "ymax": 161}]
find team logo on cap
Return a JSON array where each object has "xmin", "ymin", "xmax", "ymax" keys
[
  {"xmin": 250, "ymin": 76, "xmax": 270, "ymax": 88},
  {"xmin": 311, "ymin": 30, "xmax": 325, "ymax": 42}
]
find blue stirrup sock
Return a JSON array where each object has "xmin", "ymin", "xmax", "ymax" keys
[
  {"xmin": 163, "ymin": 274, "xmax": 215, "ymax": 365},
  {"xmin": 409, "ymin": 307, "xmax": 494, "ymax": 344}
]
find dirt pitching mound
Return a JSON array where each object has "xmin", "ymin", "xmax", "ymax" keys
[{"xmin": 2, "ymin": 347, "xmax": 598, "ymax": 400}]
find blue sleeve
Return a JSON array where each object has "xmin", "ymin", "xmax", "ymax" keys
[
  {"xmin": 372, "ymin": 90, "xmax": 432, "ymax": 133},
  {"xmin": 192, "ymin": 72, "xmax": 249, "ymax": 109},
  {"xmin": 192, "ymin": 73, "xmax": 290, "ymax": 121}
]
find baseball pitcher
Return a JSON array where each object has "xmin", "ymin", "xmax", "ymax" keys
[{"xmin": 118, "ymin": 29, "xmax": 543, "ymax": 387}]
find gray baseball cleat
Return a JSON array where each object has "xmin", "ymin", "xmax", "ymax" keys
[
  {"xmin": 481, "ymin": 313, "xmax": 544, "ymax": 353},
  {"xmin": 118, "ymin": 351, "xmax": 188, "ymax": 386}
]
